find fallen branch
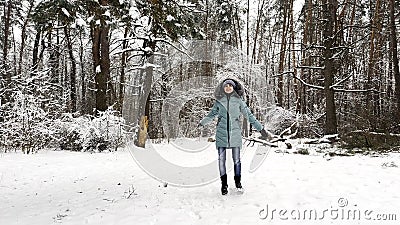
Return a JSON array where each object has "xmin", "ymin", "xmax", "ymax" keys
[
  {"xmin": 243, "ymin": 137, "xmax": 278, "ymax": 148},
  {"xmin": 304, "ymin": 134, "xmax": 340, "ymax": 144}
]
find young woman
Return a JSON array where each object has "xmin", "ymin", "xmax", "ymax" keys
[{"xmin": 199, "ymin": 78, "xmax": 268, "ymax": 195}]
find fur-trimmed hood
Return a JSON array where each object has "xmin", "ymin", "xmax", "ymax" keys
[{"xmin": 214, "ymin": 78, "xmax": 245, "ymax": 100}]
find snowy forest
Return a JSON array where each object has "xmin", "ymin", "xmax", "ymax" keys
[
  {"xmin": 1, "ymin": 0, "xmax": 400, "ymax": 153},
  {"xmin": 2, "ymin": 1, "xmax": 400, "ymax": 224}
]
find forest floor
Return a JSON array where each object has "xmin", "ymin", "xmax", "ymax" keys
[{"xmin": 1, "ymin": 140, "xmax": 400, "ymax": 225}]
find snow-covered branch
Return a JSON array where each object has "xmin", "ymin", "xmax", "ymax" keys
[
  {"xmin": 333, "ymin": 88, "xmax": 382, "ymax": 93},
  {"xmin": 154, "ymin": 38, "xmax": 194, "ymax": 61},
  {"xmin": 330, "ymin": 73, "xmax": 354, "ymax": 88},
  {"xmin": 291, "ymin": 73, "xmax": 324, "ymax": 90},
  {"xmin": 281, "ymin": 70, "xmax": 381, "ymax": 93},
  {"xmin": 296, "ymin": 65, "xmax": 325, "ymax": 70}
]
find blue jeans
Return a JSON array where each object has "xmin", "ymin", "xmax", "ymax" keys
[{"xmin": 217, "ymin": 147, "xmax": 241, "ymax": 177}]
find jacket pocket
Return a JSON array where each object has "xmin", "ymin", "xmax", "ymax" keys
[{"xmin": 234, "ymin": 118, "xmax": 241, "ymax": 129}]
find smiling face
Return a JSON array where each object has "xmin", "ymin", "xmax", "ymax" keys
[{"xmin": 224, "ymin": 84, "xmax": 234, "ymax": 94}]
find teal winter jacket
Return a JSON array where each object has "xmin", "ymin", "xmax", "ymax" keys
[{"xmin": 200, "ymin": 80, "xmax": 263, "ymax": 148}]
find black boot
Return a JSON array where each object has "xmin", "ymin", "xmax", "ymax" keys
[
  {"xmin": 220, "ymin": 174, "xmax": 228, "ymax": 195},
  {"xmin": 234, "ymin": 175, "xmax": 242, "ymax": 189}
]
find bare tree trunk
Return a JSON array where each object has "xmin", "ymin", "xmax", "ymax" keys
[
  {"xmin": 117, "ymin": 26, "xmax": 129, "ymax": 114},
  {"xmin": 135, "ymin": 41, "xmax": 155, "ymax": 147},
  {"xmin": 88, "ymin": 0, "xmax": 112, "ymax": 114},
  {"xmin": 94, "ymin": 23, "xmax": 109, "ymax": 112},
  {"xmin": 289, "ymin": 0, "xmax": 298, "ymax": 111},
  {"xmin": 1, "ymin": 1, "xmax": 12, "ymax": 105},
  {"xmin": 38, "ymin": 36, "xmax": 46, "ymax": 66},
  {"xmin": 389, "ymin": 0, "xmax": 400, "ymax": 124},
  {"xmin": 251, "ymin": 0, "xmax": 265, "ymax": 64},
  {"xmin": 246, "ymin": 0, "xmax": 250, "ymax": 57},
  {"xmin": 79, "ymin": 29, "xmax": 86, "ymax": 114},
  {"xmin": 277, "ymin": 2, "xmax": 289, "ymax": 107},
  {"xmin": 134, "ymin": 8, "xmax": 157, "ymax": 147},
  {"xmin": 231, "ymin": 5, "xmax": 242, "ymax": 49},
  {"xmin": 299, "ymin": 0, "xmax": 312, "ymax": 114},
  {"xmin": 12, "ymin": 26, "xmax": 17, "ymax": 77},
  {"xmin": 322, "ymin": 0, "xmax": 338, "ymax": 134},
  {"xmin": 347, "ymin": 0, "xmax": 356, "ymax": 41},
  {"xmin": 232, "ymin": 8, "xmax": 238, "ymax": 48},
  {"xmin": 366, "ymin": 0, "xmax": 381, "ymax": 130},
  {"xmin": 375, "ymin": 1, "xmax": 384, "ymax": 124},
  {"xmin": 32, "ymin": 26, "xmax": 41, "ymax": 76},
  {"xmin": 256, "ymin": 23, "xmax": 265, "ymax": 64},
  {"xmin": 244, "ymin": 0, "xmax": 252, "ymax": 137},
  {"xmin": 91, "ymin": 23, "xmax": 102, "ymax": 113},
  {"xmin": 18, "ymin": 1, "xmax": 33, "ymax": 76},
  {"xmin": 336, "ymin": 0, "xmax": 348, "ymax": 46},
  {"xmin": 235, "ymin": 8, "xmax": 243, "ymax": 51},
  {"xmin": 64, "ymin": 26, "xmax": 77, "ymax": 112},
  {"xmin": 100, "ymin": 22, "xmax": 111, "ymax": 111},
  {"xmin": 49, "ymin": 24, "xmax": 61, "ymax": 85},
  {"xmin": 91, "ymin": 0, "xmax": 111, "ymax": 113}
]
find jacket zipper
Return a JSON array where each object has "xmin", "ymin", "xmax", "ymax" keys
[{"xmin": 227, "ymin": 96, "xmax": 230, "ymax": 147}]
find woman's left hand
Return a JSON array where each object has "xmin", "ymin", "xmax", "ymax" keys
[{"xmin": 260, "ymin": 128, "xmax": 270, "ymax": 140}]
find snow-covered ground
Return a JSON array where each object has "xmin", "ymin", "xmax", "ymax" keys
[{"xmin": 1, "ymin": 141, "xmax": 400, "ymax": 225}]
